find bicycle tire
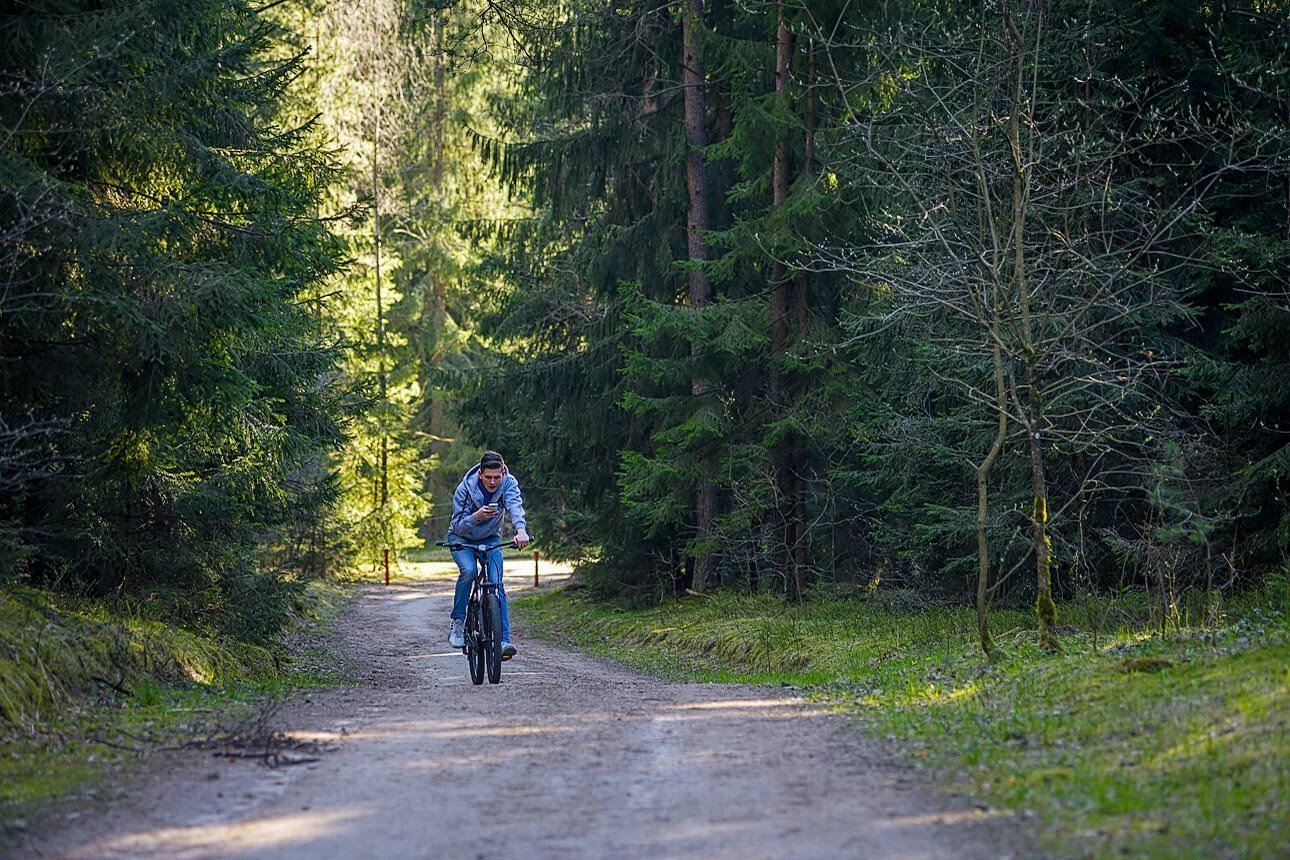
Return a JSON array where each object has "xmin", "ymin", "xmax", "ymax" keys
[
  {"xmin": 465, "ymin": 599, "xmax": 485, "ymax": 685},
  {"xmin": 484, "ymin": 590, "xmax": 503, "ymax": 684}
]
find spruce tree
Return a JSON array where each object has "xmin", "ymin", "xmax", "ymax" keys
[{"xmin": 0, "ymin": 0, "xmax": 351, "ymax": 640}]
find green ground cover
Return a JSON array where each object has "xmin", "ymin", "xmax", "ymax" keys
[
  {"xmin": 0, "ymin": 581, "xmax": 351, "ymax": 840},
  {"xmin": 514, "ymin": 583, "xmax": 1289, "ymax": 858}
]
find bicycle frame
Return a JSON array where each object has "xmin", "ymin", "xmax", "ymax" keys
[{"xmin": 438, "ymin": 539, "xmax": 516, "ymax": 685}]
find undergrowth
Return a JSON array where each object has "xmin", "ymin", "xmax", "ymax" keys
[
  {"xmin": 515, "ymin": 582, "xmax": 1290, "ymax": 858},
  {"xmin": 0, "ymin": 580, "xmax": 351, "ymax": 841}
]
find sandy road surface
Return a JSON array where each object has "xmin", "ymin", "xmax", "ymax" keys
[{"xmin": 23, "ymin": 564, "xmax": 1019, "ymax": 859}]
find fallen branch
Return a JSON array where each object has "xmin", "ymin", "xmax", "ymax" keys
[
  {"xmin": 90, "ymin": 734, "xmax": 144, "ymax": 753},
  {"xmin": 89, "ymin": 676, "xmax": 132, "ymax": 696},
  {"xmin": 212, "ymin": 750, "xmax": 321, "ymax": 767}
]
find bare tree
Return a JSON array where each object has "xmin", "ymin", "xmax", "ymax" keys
[{"xmin": 805, "ymin": 0, "xmax": 1223, "ymax": 651}]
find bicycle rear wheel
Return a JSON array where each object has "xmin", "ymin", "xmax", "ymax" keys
[
  {"xmin": 465, "ymin": 599, "xmax": 485, "ymax": 685},
  {"xmin": 484, "ymin": 591, "xmax": 503, "ymax": 684}
]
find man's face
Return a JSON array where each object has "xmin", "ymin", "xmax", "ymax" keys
[{"xmin": 480, "ymin": 467, "xmax": 504, "ymax": 494}]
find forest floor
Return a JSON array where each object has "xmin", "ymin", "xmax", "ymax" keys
[{"xmin": 12, "ymin": 563, "xmax": 1022, "ymax": 859}]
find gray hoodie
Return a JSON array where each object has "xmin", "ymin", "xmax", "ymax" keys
[{"xmin": 447, "ymin": 463, "xmax": 528, "ymax": 542}]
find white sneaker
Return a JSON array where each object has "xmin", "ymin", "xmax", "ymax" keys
[{"xmin": 448, "ymin": 618, "xmax": 464, "ymax": 648}]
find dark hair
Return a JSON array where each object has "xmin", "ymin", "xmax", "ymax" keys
[{"xmin": 479, "ymin": 451, "xmax": 505, "ymax": 470}]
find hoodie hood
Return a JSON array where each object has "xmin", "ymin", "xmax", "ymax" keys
[{"xmin": 448, "ymin": 463, "xmax": 527, "ymax": 541}]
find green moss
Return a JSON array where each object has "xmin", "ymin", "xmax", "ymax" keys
[
  {"xmin": 1120, "ymin": 656, "xmax": 1174, "ymax": 673},
  {"xmin": 0, "ymin": 590, "xmax": 281, "ymax": 732},
  {"xmin": 1036, "ymin": 591, "xmax": 1058, "ymax": 628}
]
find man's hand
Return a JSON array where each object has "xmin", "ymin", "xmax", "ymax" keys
[
  {"xmin": 472, "ymin": 503, "xmax": 497, "ymax": 523},
  {"xmin": 514, "ymin": 529, "xmax": 531, "ymax": 549}
]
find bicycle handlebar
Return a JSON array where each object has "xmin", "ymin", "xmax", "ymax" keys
[{"xmin": 435, "ymin": 538, "xmax": 531, "ymax": 553}]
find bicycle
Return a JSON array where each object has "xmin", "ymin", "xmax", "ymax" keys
[{"xmin": 437, "ymin": 538, "xmax": 522, "ymax": 684}]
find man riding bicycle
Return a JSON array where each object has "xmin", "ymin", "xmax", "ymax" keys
[{"xmin": 446, "ymin": 451, "xmax": 531, "ymax": 658}]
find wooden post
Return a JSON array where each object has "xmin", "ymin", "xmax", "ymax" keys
[
  {"xmin": 534, "ymin": 550, "xmax": 540, "ymax": 587},
  {"xmin": 384, "ymin": 548, "xmax": 390, "ymax": 586}
]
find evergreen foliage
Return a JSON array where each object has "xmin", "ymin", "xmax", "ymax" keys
[
  {"xmin": 0, "ymin": 0, "xmax": 353, "ymax": 641},
  {"xmin": 287, "ymin": 0, "xmax": 434, "ymax": 563},
  {"xmin": 450, "ymin": 0, "xmax": 1289, "ymax": 625},
  {"xmin": 3, "ymin": 0, "xmax": 1286, "ymax": 646},
  {"xmin": 454, "ymin": 0, "xmax": 696, "ymax": 594}
]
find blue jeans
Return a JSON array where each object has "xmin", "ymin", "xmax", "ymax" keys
[{"xmin": 449, "ymin": 538, "xmax": 510, "ymax": 642}]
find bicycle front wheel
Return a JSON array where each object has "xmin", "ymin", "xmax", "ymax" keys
[
  {"xmin": 465, "ymin": 599, "xmax": 485, "ymax": 685},
  {"xmin": 484, "ymin": 591, "xmax": 503, "ymax": 684}
]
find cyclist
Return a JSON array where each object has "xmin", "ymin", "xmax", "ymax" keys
[{"xmin": 445, "ymin": 451, "xmax": 531, "ymax": 658}]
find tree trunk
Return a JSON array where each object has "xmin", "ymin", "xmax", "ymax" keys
[
  {"xmin": 789, "ymin": 35, "xmax": 817, "ymax": 596},
  {"xmin": 975, "ymin": 339, "xmax": 1006, "ymax": 656},
  {"xmin": 804, "ymin": 39, "xmax": 816, "ymax": 174},
  {"xmin": 770, "ymin": 4, "xmax": 800, "ymax": 598},
  {"xmin": 683, "ymin": 0, "xmax": 716, "ymax": 593},
  {"xmin": 1003, "ymin": 0, "xmax": 1058, "ymax": 651},
  {"xmin": 714, "ymin": 83, "xmax": 735, "ymax": 230},
  {"xmin": 1026, "ymin": 373, "xmax": 1058, "ymax": 651},
  {"xmin": 427, "ymin": 14, "xmax": 448, "ymax": 455},
  {"xmin": 373, "ymin": 129, "xmax": 388, "ymax": 515}
]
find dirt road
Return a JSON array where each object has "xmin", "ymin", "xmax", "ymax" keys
[{"xmin": 24, "ymin": 565, "xmax": 1019, "ymax": 859}]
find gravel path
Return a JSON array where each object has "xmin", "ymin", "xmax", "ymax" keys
[{"xmin": 23, "ymin": 566, "xmax": 1020, "ymax": 859}]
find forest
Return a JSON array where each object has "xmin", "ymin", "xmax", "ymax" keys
[{"xmin": 2, "ymin": 0, "xmax": 1287, "ymax": 651}]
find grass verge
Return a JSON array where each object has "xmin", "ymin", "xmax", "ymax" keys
[
  {"xmin": 0, "ymin": 580, "xmax": 352, "ymax": 843},
  {"xmin": 514, "ymin": 583, "xmax": 1289, "ymax": 858}
]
